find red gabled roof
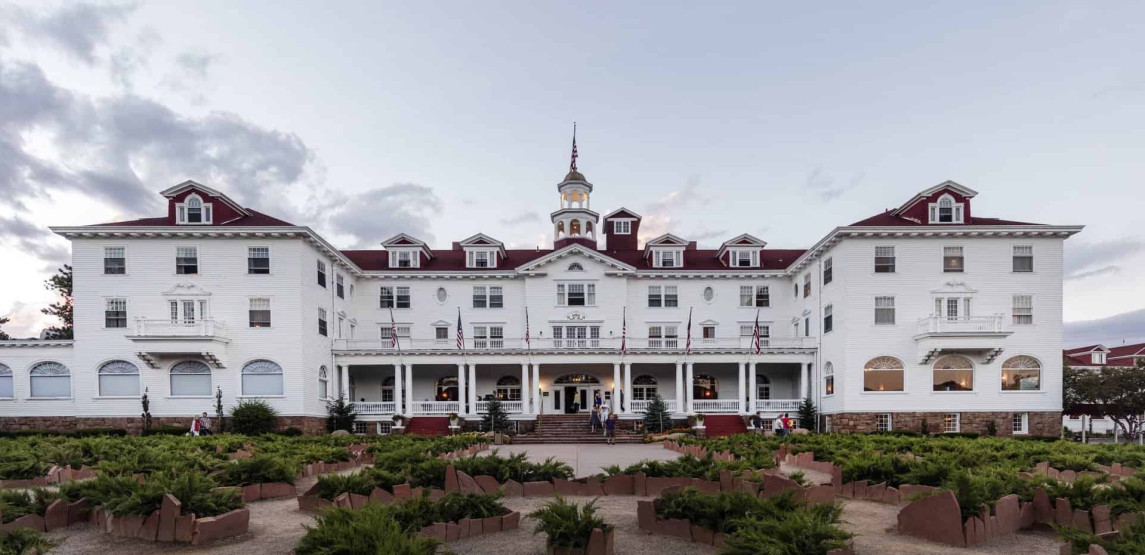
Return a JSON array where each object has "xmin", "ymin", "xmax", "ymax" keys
[
  {"xmin": 602, "ymin": 248, "xmax": 806, "ymax": 271},
  {"xmin": 90, "ymin": 209, "xmax": 295, "ymax": 227},
  {"xmin": 341, "ymin": 249, "xmax": 552, "ymax": 271},
  {"xmin": 1064, "ymin": 343, "xmax": 1145, "ymax": 369},
  {"xmin": 1109, "ymin": 343, "xmax": 1145, "ymax": 361},
  {"xmin": 848, "ymin": 211, "xmax": 1036, "ymax": 227}
]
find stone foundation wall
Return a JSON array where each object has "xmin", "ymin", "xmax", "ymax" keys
[
  {"xmin": 0, "ymin": 416, "xmax": 328, "ymax": 436},
  {"xmin": 824, "ymin": 411, "xmax": 1061, "ymax": 436}
]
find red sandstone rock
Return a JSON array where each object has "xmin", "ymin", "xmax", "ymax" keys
[
  {"xmin": 805, "ymin": 484, "xmax": 835, "ymax": 505},
  {"xmin": 897, "ymin": 490, "xmax": 965, "ymax": 547},
  {"xmin": 469, "ymin": 517, "xmax": 484, "ymax": 537},
  {"xmin": 634, "ymin": 472, "xmax": 647, "ymax": 496},
  {"xmin": 554, "ymin": 478, "xmax": 587, "ymax": 497},
  {"xmin": 883, "ymin": 486, "xmax": 901, "ymax": 505},
  {"xmin": 334, "ymin": 492, "xmax": 352, "ymax": 508},
  {"xmin": 523, "ymin": 481, "xmax": 555, "ymax": 497},
  {"xmin": 1033, "ymin": 488, "xmax": 1054, "ymax": 524},
  {"xmin": 0, "ymin": 513, "xmax": 45, "ymax": 533},
  {"xmin": 446, "ymin": 522, "xmax": 460, "ymax": 542},
  {"xmin": 457, "ymin": 470, "xmax": 482, "ymax": 495},
  {"xmin": 963, "ymin": 516, "xmax": 980, "ymax": 546},
  {"xmin": 1020, "ymin": 502, "xmax": 1035, "ymax": 529},
  {"xmin": 139, "ymin": 510, "xmax": 160, "ymax": 541},
  {"xmin": 586, "ymin": 478, "xmax": 605, "ymax": 496},
  {"xmin": 995, "ymin": 494, "xmax": 1021, "ymax": 534},
  {"xmin": 853, "ymin": 480, "xmax": 869, "ymax": 499},
  {"xmin": 242, "ymin": 484, "xmax": 261, "ymax": 502},
  {"xmin": 260, "ymin": 482, "xmax": 296, "ymax": 499},
  {"xmin": 587, "ymin": 527, "xmax": 614, "ymax": 555},
  {"xmin": 602, "ymin": 475, "xmax": 634, "ymax": 495},
  {"xmin": 691, "ymin": 525, "xmax": 714, "ymax": 545},
  {"xmin": 349, "ymin": 493, "xmax": 369, "ymax": 509},
  {"xmin": 482, "ymin": 515, "xmax": 502, "ymax": 534},
  {"xmin": 158, "ymin": 494, "xmax": 181, "ymax": 542},
  {"xmin": 502, "ymin": 479, "xmax": 524, "ymax": 497},
  {"xmin": 191, "ymin": 508, "xmax": 250, "ymax": 546},
  {"xmin": 297, "ymin": 495, "xmax": 318, "ymax": 511},
  {"xmin": 175, "ymin": 514, "xmax": 196, "ymax": 543},
  {"xmin": 637, "ymin": 500, "xmax": 656, "ymax": 531},
  {"xmin": 660, "ymin": 518, "xmax": 691, "ymax": 540},
  {"xmin": 474, "ymin": 475, "xmax": 501, "ymax": 494},
  {"xmin": 393, "ymin": 483, "xmax": 412, "ymax": 499},
  {"xmin": 67, "ymin": 498, "xmax": 90, "ymax": 526},
  {"xmin": 1055, "ymin": 498, "xmax": 1074, "ymax": 527},
  {"xmin": 719, "ymin": 470, "xmax": 733, "ymax": 492},
  {"xmin": 899, "ymin": 484, "xmax": 938, "ymax": 501},
  {"xmin": 1073, "ymin": 509, "xmax": 1093, "ymax": 533},
  {"xmin": 427, "ymin": 488, "xmax": 444, "ymax": 502},
  {"xmin": 503, "ymin": 511, "xmax": 521, "ymax": 531},
  {"xmin": 762, "ymin": 474, "xmax": 801, "ymax": 498},
  {"xmin": 43, "ymin": 499, "xmax": 68, "ymax": 531},
  {"xmin": 1089, "ymin": 544, "xmax": 1109, "ymax": 555},
  {"xmin": 370, "ymin": 487, "xmax": 394, "ymax": 505},
  {"xmin": 458, "ymin": 518, "xmax": 471, "ymax": 540},
  {"xmin": 1092, "ymin": 505, "xmax": 1113, "ymax": 535},
  {"xmin": 1061, "ymin": 470, "xmax": 1077, "ymax": 483},
  {"xmin": 866, "ymin": 482, "xmax": 887, "ymax": 502}
]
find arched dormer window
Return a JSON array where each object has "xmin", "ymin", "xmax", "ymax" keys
[
  {"xmin": 177, "ymin": 193, "xmax": 213, "ymax": 225},
  {"xmin": 318, "ymin": 366, "xmax": 329, "ymax": 400},
  {"xmin": 495, "ymin": 376, "xmax": 521, "ymax": 401},
  {"xmin": 929, "ymin": 194, "xmax": 964, "ymax": 224},
  {"xmin": 585, "ymin": 220, "xmax": 593, "ymax": 238}
]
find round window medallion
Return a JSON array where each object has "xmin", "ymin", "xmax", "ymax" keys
[
  {"xmin": 436, "ymin": 287, "xmax": 448, "ymax": 303},
  {"xmin": 702, "ymin": 286, "xmax": 715, "ymax": 302}
]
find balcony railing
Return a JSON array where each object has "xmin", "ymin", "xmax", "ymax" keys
[
  {"xmin": 693, "ymin": 399, "xmax": 743, "ymax": 413},
  {"xmin": 629, "ymin": 399, "xmax": 679, "ymax": 413},
  {"xmin": 916, "ymin": 315, "xmax": 1006, "ymax": 335},
  {"xmin": 753, "ymin": 399, "xmax": 802, "ymax": 412},
  {"xmin": 132, "ymin": 318, "xmax": 227, "ymax": 338},
  {"xmin": 410, "ymin": 401, "xmax": 459, "ymax": 415},
  {"xmin": 334, "ymin": 336, "xmax": 816, "ymax": 352},
  {"xmin": 474, "ymin": 400, "xmax": 523, "ymax": 414},
  {"xmin": 355, "ymin": 402, "xmax": 396, "ymax": 415}
]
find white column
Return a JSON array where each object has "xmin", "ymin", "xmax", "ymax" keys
[
  {"xmin": 404, "ymin": 363, "xmax": 414, "ymax": 414},
  {"xmin": 457, "ymin": 363, "xmax": 467, "ymax": 414},
  {"xmin": 521, "ymin": 363, "xmax": 531, "ymax": 415},
  {"xmin": 393, "ymin": 364, "xmax": 404, "ymax": 415},
  {"xmin": 623, "ymin": 362, "xmax": 633, "ymax": 414},
  {"xmin": 339, "ymin": 365, "xmax": 349, "ymax": 398},
  {"xmin": 747, "ymin": 362, "xmax": 756, "ymax": 414},
  {"xmin": 674, "ymin": 362, "xmax": 684, "ymax": 414},
  {"xmin": 612, "ymin": 363, "xmax": 621, "ymax": 414},
  {"xmin": 685, "ymin": 362, "xmax": 695, "ymax": 413},
  {"xmin": 533, "ymin": 364, "xmax": 542, "ymax": 414},
  {"xmin": 738, "ymin": 361, "xmax": 747, "ymax": 414},
  {"xmin": 468, "ymin": 364, "xmax": 477, "ymax": 415},
  {"xmin": 801, "ymin": 363, "xmax": 810, "ymax": 400}
]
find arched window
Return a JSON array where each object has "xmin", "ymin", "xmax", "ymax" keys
[
  {"xmin": 436, "ymin": 376, "xmax": 459, "ymax": 401},
  {"xmin": 186, "ymin": 195, "xmax": 202, "ymax": 222},
  {"xmin": 570, "ymin": 219, "xmax": 582, "ymax": 236},
  {"xmin": 318, "ymin": 366, "xmax": 329, "ymax": 400},
  {"xmin": 382, "ymin": 376, "xmax": 395, "ymax": 403},
  {"xmin": 567, "ymin": 262, "xmax": 584, "ymax": 272},
  {"xmin": 556, "ymin": 221, "xmax": 565, "ymax": 237},
  {"xmin": 824, "ymin": 362, "xmax": 834, "ymax": 395},
  {"xmin": 632, "ymin": 375, "xmax": 658, "ymax": 401},
  {"xmin": 98, "ymin": 360, "xmax": 140, "ymax": 397},
  {"xmin": 496, "ymin": 376, "xmax": 521, "ymax": 401},
  {"xmin": 1002, "ymin": 356, "xmax": 1041, "ymax": 391},
  {"xmin": 585, "ymin": 221, "xmax": 594, "ymax": 237},
  {"xmin": 933, "ymin": 355, "xmax": 974, "ymax": 391},
  {"xmin": 242, "ymin": 360, "xmax": 284, "ymax": 396},
  {"xmin": 864, "ymin": 356, "xmax": 904, "ymax": 392},
  {"xmin": 756, "ymin": 374, "xmax": 771, "ymax": 400},
  {"xmin": 0, "ymin": 364, "xmax": 12, "ymax": 399},
  {"xmin": 170, "ymin": 361, "xmax": 212, "ymax": 397},
  {"xmin": 29, "ymin": 362, "xmax": 70, "ymax": 398},
  {"xmin": 693, "ymin": 374, "xmax": 718, "ymax": 400},
  {"xmin": 554, "ymin": 374, "xmax": 600, "ymax": 385}
]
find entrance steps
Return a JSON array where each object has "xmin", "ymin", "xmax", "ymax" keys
[
  {"xmin": 405, "ymin": 417, "xmax": 450, "ymax": 437},
  {"xmin": 702, "ymin": 414, "xmax": 748, "ymax": 437},
  {"xmin": 512, "ymin": 414, "xmax": 644, "ymax": 445}
]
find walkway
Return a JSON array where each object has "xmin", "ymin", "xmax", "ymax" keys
[{"xmin": 484, "ymin": 443, "xmax": 680, "ymax": 478}]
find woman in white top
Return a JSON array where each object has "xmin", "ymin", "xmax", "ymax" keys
[{"xmin": 600, "ymin": 402, "xmax": 610, "ymax": 435}]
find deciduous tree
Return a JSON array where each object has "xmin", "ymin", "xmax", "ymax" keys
[{"xmin": 1065, "ymin": 363, "xmax": 1145, "ymax": 439}]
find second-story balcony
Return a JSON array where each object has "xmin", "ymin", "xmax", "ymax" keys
[
  {"xmin": 914, "ymin": 314, "xmax": 1012, "ymax": 365},
  {"xmin": 333, "ymin": 336, "xmax": 816, "ymax": 354},
  {"xmin": 126, "ymin": 318, "xmax": 230, "ymax": 369}
]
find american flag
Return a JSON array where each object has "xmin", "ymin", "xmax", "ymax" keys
[
  {"xmin": 752, "ymin": 310, "xmax": 762, "ymax": 355},
  {"xmin": 456, "ymin": 308, "xmax": 465, "ymax": 350},
  {"xmin": 524, "ymin": 307, "xmax": 531, "ymax": 349},
  {"xmin": 570, "ymin": 122, "xmax": 578, "ymax": 171},
  {"xmin": 389, "ymin": 308, "xmax": 398, "ymax": 350},
  {"xmin": 619, "ymin": 306, "xmax": 627, "ymax": 355},
  {"xmin": 685, "ymin": 307, "xmax": 693, "ymax": 355}
]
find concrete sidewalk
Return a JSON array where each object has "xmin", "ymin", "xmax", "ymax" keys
[{"xmin": 483, "ymin": 443, "xmax": 681, "ymax": 478}]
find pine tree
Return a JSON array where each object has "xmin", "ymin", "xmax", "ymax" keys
[
  {"xmin": 0, "ymin": 316, "xmax": 10, "ymax": 340},
  {"xmin": 797, "ymin": 397, "xmax": 818, "ymax": 431},
  {"xmin": 642, "ymin": 393, "xmax": 673, "ymax": 434},
  {"xmin": 41, "ymin": 265, "xmax": 73, "ymax": 340},
  {"xmin": 482, "ymin": 398, "xmax": 511, "ymax": 432},
  {"xmin": 326, "ymin": 394, "xmax": 358, "ymax": 432}
]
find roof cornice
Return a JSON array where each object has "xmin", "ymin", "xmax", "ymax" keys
[{"xmin": 0, "ymin": 340, "xmax": 74, "ymax": 349}]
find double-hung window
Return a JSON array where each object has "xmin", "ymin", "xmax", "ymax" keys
[
  {"xmin": 647, "ymin": 325, "xmax": 678, "ymax": 348},
  {"xmin": 874, "ymin": 246, "xmax": 895, "ymax": 273},
  {"xmin": 803, "ymin": 274, "xmax": 811, "ymax": 297},
  {"xmin": 434, "ymin": 326, "xmax": 449, "ymax": 344},
  {"xmin": 613, "ymin": 220, "xmax": 631, "ymax": 234},
  {"xmin": 380, "ymin": 286, "xmax": 412, "ymax": 309},
  {"xmin": 733, "ymin": 250, "xmax": 756, "ymax": 267},
  {"xmin": 394, "ymin": 250, "xmax": 415, "ymax": 268},
  {"xmin": 472, "ymin": 251, "xmax": 490, "ymax": 268},
  {"xmin": 1012, "ymin": 295, "xmax": 1033, "ymax": 325},
  {"xmin": 176, "ymin": 247, "xmax": 198, "ymax": 274},
  {"xmin": 648, "ymin": 285, "xmax": 679, "ymax": 308},
  {"xmin": 702, "ymin": 325, "xmax": 716, "ymax": 342},
  {"xmin": 823, "ymin": 305, "xmax": 833, "ymax": 333},
  {"xmin": 823, "ymin": 258, "xmax": 833, "ymax": 285},
  {"xmin": 336, "ymin": 275, "xmax": 344, "ymax": 298},
  {"xmin": 943, "ymin": 246, "xmax": 964, "ymax": 272},
  {"xmin": 473, "ymin": 286, "xmax": 488, "ymax": 308},
  {"xmin": 655, "ymin": 250, "xmax": 681, "ymax": 268},
  {"xmin": 473, "ymin": 286, "xmax": 502, "ymax": 308},
  {"xmin": 105, "ymin": 298, "xmax": 127, "ymax": 328},
  {"xmin": 104, "ymin": 247, "xmax": 126, "ymax": 274},
  {"xmin": 317, "ymin": 260, "xmax": 327, "ymax": 287},
  {"xmin": 249, "ymin": 298, "xmax": 271, "ymax": 328},
  {"xmin": 568, "ymin": 284, "xmax": 589, "ymax": 306},
  {"xmin": 875, "ymin": 296, "xmax": 896, "ymax": 325},
  {"xmin": 318, "ymin": 308, "xmax": 328, "ymax": 336},
  {"xmin": 248, "ymin": 247, "xmax": 270, "ymax": 274},
  {"xmin": 473, "ymin": 326, "xmax": 504, "ymax": 349},
  {"xmin": 1013, "ymin": 246, "xmax": 1033, "ymax": 272},
  {"xmin": 489, "ymin": 286, "xmax": 503, "ymax": 308},
  {"xmin": 738, "ymin": 285, "xmax": 769, "ymax": 307},
  {"xmin": 380, "ymin": 325, "xmax": 411, "ymax": 345}
]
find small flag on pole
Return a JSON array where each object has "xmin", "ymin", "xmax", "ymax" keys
[
  {"xmin": 752, "ymin": 309, "xmax": 762, "ymax": 355},
  {"xmin": 685, "ymin": 307, "xmax": 693, "ymax": 355},
  {"xmin": 620, "ymin": 306, "xmax": 627, "ymax": 355},
  {"xmin": 389, "ymin": 308, "xmax": 399, "ymax": 350},
  {"xmin": 456, "ymin": 308, "xmax": 465, "ymax": 350},
  {"xmin": 525, "ymin": 307, "xmax": 531, "ymax": 348},
  {"xmin": 570, "ymin": 122, "xmax": 579, "ymax": 171}
]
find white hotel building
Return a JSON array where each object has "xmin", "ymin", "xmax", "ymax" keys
[{"xmin": 0, "ymin": 161, "xmax": 1081, "ymax": 436}]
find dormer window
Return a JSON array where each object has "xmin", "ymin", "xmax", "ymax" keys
[
  {"xmin": 387, "ymin": 249, "xmax": 421, "ymax": 268},
  {"xmin": 613, "ymin": 220, "xmax": 631, "ymax": 234},
  {"xmin": 654, "ymin": 250, "xmax": 682, "ymax": 268},
  {"xmin": 176, "ymin": 194, "xmax": 213, "ymax": 225},
  {"xmin": 397, "ymin": 251, "xmax": 414, "ymax": 268},
  {"xmin": 466, "ymin": 249, "xmax": 497, "ymax": 269},
  {"xmin": 731, "ymin": 249, "xmax": 758, "ymax": 268},
  {"xmin": 928, "ymin": 194, "xmax": 964, "ymax": 224},
  {"xmin": 1092, "ymin": 352, "xmax": 1107, "ymax": 364}
]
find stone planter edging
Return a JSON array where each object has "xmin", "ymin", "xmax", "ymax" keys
[
  {"xmin": 543, "ymin": 527, "xmax": 614, "ymax": 555},
  {"xmin": 438, "ymin": 443, "xmax": 490, "ymax": 460},
  {"xmin": 416, "ymin": 511, "xmax": 521, "ymax": 543},
  {"xmin": 212, "ymin": 482, "xmax": 296, "ymax": 503},
  {"xmin": 661, "ymin": 440, "xmax": 736, "ymax": 462},
  {"xmin": 1031, "ymin": 461, "xmax": 1123, "ymax": 484},
  {"xmin": 635, "ymin": 500, "xmax": 854, "ymax": 555},
  {"xmin": 0, "ymin": 464, "xmax": 98, "ymax": 489}
]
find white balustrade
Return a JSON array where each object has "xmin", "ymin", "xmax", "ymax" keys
[
  {"xmin": 629, "ymin": 400, "xmax": 679, "ymax": 413},
  {"xmin": 916, "ymin": 314, "xmax": 1005, "ymax": 334},
  {"xmin": 692, "ymin": 399, "xmax": 742, "ymax": 413},
  {"xmin": 133, "ymin": 318, "xmax": 227, "ymax": 337},
  {"xmin": 753, "ymin": 399, "xmax": 802, "ymax": 413},
  {"xmin": 332, "ymin": 335, "xmax": 816, "ymax": 352},
  {"xmin": 474, "ymin": 400, "xmax": 523, "ymax": 414},
  {"xmin": 354, "ymin": 402, "xmax": 396, "ymax": 415},
  {"xmin": 411, "ymin": 401, "xmax": 459, "ymax": 415}
]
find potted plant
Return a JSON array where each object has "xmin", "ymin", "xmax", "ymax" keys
[
  {"xmin": 448, "ymin": 412, "xmax": 459, "ymax": 427},
  {"xmin": 529, "ymin": 496, "xmax": 613, "ymax": 555},
  {"xmin": 692, "ymin": 413, "xmax": 706, "ymax": 428},
  {"xmin": 391, "ymin": 414, "xmax": 406, "ymax": 431}
]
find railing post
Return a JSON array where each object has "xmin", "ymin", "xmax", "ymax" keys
[{"xmin": 685, "ymin": 362, "xmax": 695, "ymax": 414}]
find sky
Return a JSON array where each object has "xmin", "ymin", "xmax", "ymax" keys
[{"xmin": 0, "ymin": 1, "xmax": 1142, "ymax": 346}]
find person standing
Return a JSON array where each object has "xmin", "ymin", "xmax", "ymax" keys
[
  {"xmin": 781, "ymin": 413, "xmax": 792, "ymax": 438},
  {"xmin": 600, "ymin": 401, "xmax": 610, "ymax": 434},
  {"xmin": 605, "ymin": 413, "xmax": 617, "ymax": 446},
  {"xmin": 750, "ymin": 412, "xmax": 763, "ymax": 430},
  {"xmin": 189, "ymin": 415, "xmax": 201, "ymax": 437},
  {"xmin": 198, "ymin": 412, "xmax": 212, "ymax": 436},
  {"xmin": 589, "ymin": 405, "xmax": 601, "ymax": 433},
  {"xmin": 593, "ymin": 391, "xmax": 602, "ymax": 409},
  {"xmin": 772, "ymin": 415, "xmax": 784, "ymax": 438}
]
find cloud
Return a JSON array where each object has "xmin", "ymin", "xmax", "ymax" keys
[
  {"xmin": 8, "ymin": 2, "xmax": 135, "ymax": 64},
  {"xmin": 323, "ymin": 183, "xmax": 442, "ymax": 248},
  {"xmin": 1065, "ymin": 308, "xmax": 1145, "ymax": 347},
  {"xmin": 174, "ymin": 52, "xmax": 220, "ymax": 80},
  {"xmin": 0, "ymin": 214, "xmax": 69, "ymax": 269},
  {"xmin": 0, "ymin": 301, "xmax": 44, "ymax": 339},
  {"xmin": 108, "ymin": 28, "xmax": 161, "ymax": 90},
  {"xmin": 1064, "ymin": 238, "xmax": 1144, "ymax": 280},
  {"xmin": 804, "ymin": 166, "xmax": 863, "ymax": 202},
  {"xmin": 499, "ymin": 211, "xmax": 539, "ymax": 226}
]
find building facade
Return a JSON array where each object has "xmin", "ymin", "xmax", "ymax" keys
[
  {"xmin": 1062, "ymin": 343, "xmax": 1145, "ymax": 435},
  {"xmin": 0, "ymin": 160, "xmax": 1082, "ymax": 436}
]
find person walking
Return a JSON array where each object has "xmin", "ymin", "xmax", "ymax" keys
[
  {"xmin": 189, "ymin": 415, "xmax": 201, "ymax": 437},
  {"xmin": 605, "ymin": 413, "xmax": 617, "ymax": 446},
  {"xmin": 781, "ymin": 413, "xmax": 792, "ymax": 439},
  {"xmin": 750, "ymin": 411, "xmax": 763, "ymax": 430},
  {"xmin": 600, "ymin": 401, "xmax": 610, "ymax": 434},
  {"xmin": 772, "ymin": 414, "xmax": 785, "ymax": 438},
  {"xmin": 593, "ymin": 391, "xmax": 602, "ymax": 409},
  {"xmin": 198, "ymin": 412, "xmax": 212, "ymax": 436}
]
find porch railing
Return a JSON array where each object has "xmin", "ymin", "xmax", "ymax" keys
[
  {"xmin": 629, "ymin": 399, "xmax": 679, "ymax": 413},
  {"xmin": 132, "ymin": 318, "xmax": 227, "ymax": 338},
  {"xmin": 411, "ymin": 401, "xmax": 459, "ymax": 415},
  {"xmin": 916, "ymin": 314, "xmax": 1006, "ymax": 334},
  {"xmin": 692, "ymin": 399, "xmax": 742, "ymax": 413},
  {"xmin": 355, "ymin": 402, "xmax": 396, "ymax": 415},
  {"xmin": 334, "ymin": 336, "xmax": 816, "ymax": 352},
  {"xmin": 753, "ymin": 399, "xmax": 802, "ymax": 413},
  {"xmin": 473, "ymin": 400, "xmax": 524, "ymax": 414}
]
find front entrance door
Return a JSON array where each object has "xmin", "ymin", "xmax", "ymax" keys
[{"xmin": 563, "ymin": 387, "xmax": 581, "ymax": 413}]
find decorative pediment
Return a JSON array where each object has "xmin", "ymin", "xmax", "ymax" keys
[
  {"xmin": 382, "ymin": 233, "xmax": 428, "ymax": 247},
  {"xmin": 515, "ymin": 243, "xmax": 635, "ymax": 273},
  {"xmin": 603, "ymin": 207, "xmax": 642, "ymax": 221},
  {"xmin": 159, "ymin": 180, "xmax": 249, "ymax": 216},
  {"xmin": 163, "ymin": 282, "xmax": 211, "ymax": 297},
  {"xmin": 458, "ymin": 233, "xmax": 506, "ymax": 255},
  {"xmin": 930, "ymin": 280, "xmax": 978, "ymax": 294},
  {"xmin": 892, "ymin": 180, "xmax": 979, "ymax": 216},
  {"xmin": 644, "ymin": 233, "xmax": 689, "ymax": 247},
  {"xmin": 430, "ymin": 320, "xmax": 452, "ymax": 327},
  {"xmin": 716, "ymin": 233, "xmax": 767, "ymax": 260},
  {"xmin": 699, "ymin": 319, "xmax": 719, "ymax": 326}
]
